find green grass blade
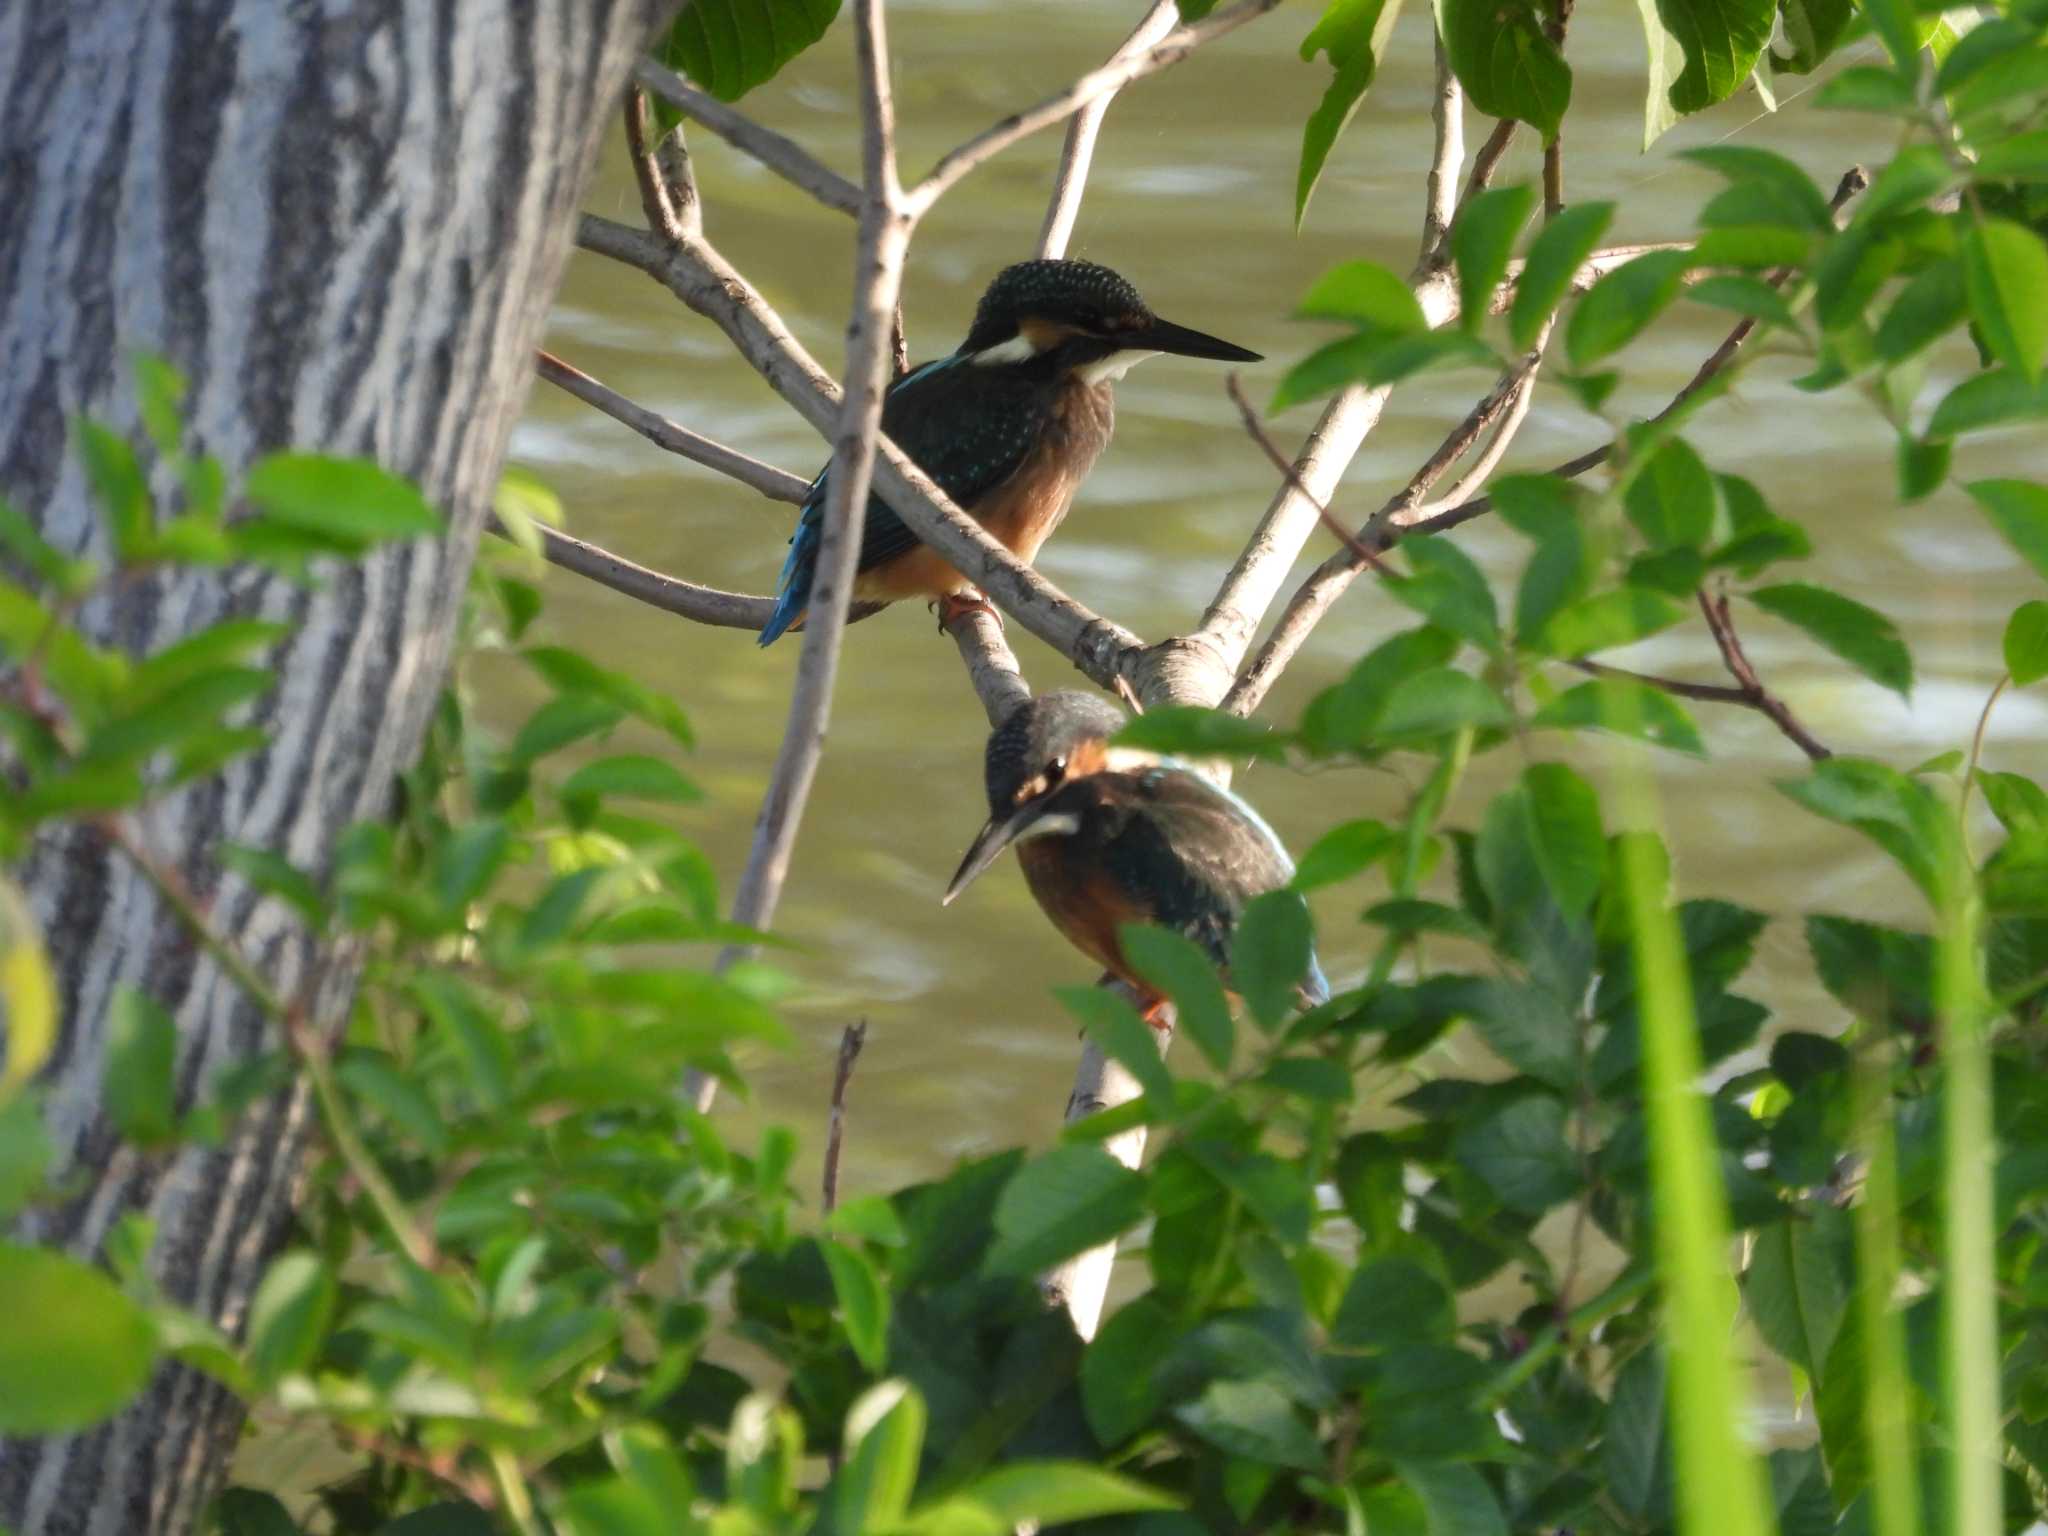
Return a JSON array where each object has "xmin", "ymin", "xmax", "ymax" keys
[
  {"xmin": 1937, "ymin": 879, "xmax": 2000, "ymax": 1536},
  {"xmin": 1851, "ymin": 1050, "xmax": 1921, "ymax": 1536}
]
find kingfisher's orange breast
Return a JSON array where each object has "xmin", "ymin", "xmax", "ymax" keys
[
  {"xmin": 1017, "ymin": 835, "xmax": 1150, "ymax": 985},
  {"xmin": 856, "ymin": 379, "xmax": 1115, "ymax": 602}
]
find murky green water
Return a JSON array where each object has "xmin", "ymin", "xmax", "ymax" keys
[{"xmin": 515, "ymin": 4, "xmax": 2038, "ymax": 1214}]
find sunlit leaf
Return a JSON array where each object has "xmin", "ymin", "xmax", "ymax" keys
[
  {"xmin": 1439, "ymin": 0, "xmax": 1571, "ymax": 137},
  {"xmin": 1510, "ymin": 202, "xmax": 1615, "ymax": 350},
  {"xmin": 655, "ymin": 0, "xmax": 841, "ymax": 101},
  {"xmin": 1747, "ymin": 582, "xmax": 1913, "ymax": 697},
  {"xmin": 1296, "ymin": 0, "xmax": 1405, "ymax": 225},
  {"xmin": 0, "ymin": 1241, "xmax": 156, "ymax": 1431},
  {"xmin": 1964, "ymin": 216, "xmax": 2048, "ymax": 381}
]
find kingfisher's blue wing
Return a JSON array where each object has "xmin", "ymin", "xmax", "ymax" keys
[
  {"xmin": 758, "ymin": 357, "xmax": 1053, "ymax": 645},
  {"xmin": 1103, "ymin": 766, "xmax": 1331, "ymax": 1007}
]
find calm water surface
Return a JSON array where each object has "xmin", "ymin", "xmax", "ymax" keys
[{"xmin": 510, "ymin": 0, "xmax": 2036, "ymax": 1309}]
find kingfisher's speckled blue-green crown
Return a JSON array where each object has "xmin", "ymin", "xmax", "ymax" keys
[
  {"xmin": 960, "ymin": 261, "xmax": 1152, "ymax": 354},
  {"xmin": 984, "ymin": 691, "xmax": 1127, "ymax": 812}
]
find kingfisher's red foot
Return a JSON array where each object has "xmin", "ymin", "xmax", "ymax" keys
[
  {"xmin": 935, "ymin": 589, "xmax": 1003, "ymax": 633},
  {"xmin": 1138, "ymin": 995, "xmax": 1173, "ymax": 1033}
]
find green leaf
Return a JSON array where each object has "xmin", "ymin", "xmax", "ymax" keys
[
  {"xmin": 1455, "ymin": 184, "xmax": 1538, "ymax": 332},
  {"xmin": 1747, "ymin": 583, "xmax": 1912, "ymax": 697},
  {"xmin": 1290, "ymin": 818, "xmax": 1393, "ymax": 891},
  {"xmin": 2005, "ymin": 600, "xmax": 2048, "ymax": 685},
  {"xmin": 129, "ymin": 621, "xmax": 287, "ymax": 705},
  {"xmin": 1511, "ymin": 202, "xmax": 1615, "ymax": 350},
  {"xmin": 0, "ymin": 1241, "xmax": 156, "ymax": 1431},
  {"xmin": 220, "ymin": 844, "xmax": 326, "ymax": 929},
  {"xmin": 1687, "ymin": 146, "xmax": 1834, "ymax": 229},
  {"xmin": 1774, "ymin": 0, "xmax": 1854, "ymax": 72},
  {"xmin": 1113, "ymin": 707, "xmax": 1289, "ymax": 761},
  {"xmin": 1634, "ymin": 0, "xmax": 1686, "ymax": 148},
  {"xmin": 1968, "ymin": 479, "xmax": 2048, "ymax": 581},
  {"xmin": 820, "ymin": 1239, "xmax": 889, "ymax": 1373},
  {"xmin": 0, "ymin": 498, "xmax": 84, "ymax": 593},
  {"xmin": 243, "ymin": 453, "xmax": 441, "ymax": 544},
  {"xmin": 1567, "ymin": 250, "xmax": 1694, "ymax": 368},
  {"xmin": 657, "ymin": 0, "xmax": 841, "ymax": 101},
  {"xmin": 1746, "ymin": 1209, "xmax": 1851, "ymax": 1376},
  {"xmin": 1875, "ymin": 259, "xmax": 1967, "ymax": 364},
  {"xmin": 950, "ymin": 1463, "xmax": 1179, "ymax": 1528},
  {"xmin": 1439, "ymin": 0, "xmax": 1571, "ymax": 137},
  {"xmin": 833, "ymin": 1380, "xmax": 924, "ymax": 1530},
  {"xmin": 513, "ymin": 695, "xmax": 627, "ymax": 762},
  {"xmin": 985, "ymin": 1146, "xmax": 1147, "ymax": 1276},
  {"xmin": 1374, "ymin": 666, "xmax": 1513, "ymax": 737},
  {"xmin": 1389, "ymin": 534, "xmax": 1501, "ymax": 653},
  {"xmin": 1173, "ymin": 1378, "xmax": 1325, "ymax": 1470},
  {"xmin": 80, "ymin": 665, "xmax": 273, "ymax": 768},
  {"xmin": 1534, "ymin": 587, "xmax": 1687, "ymax": 657},
  {"xmin": 1301, "ymin": 625, "xmax": 1459, "ymax": 752},
  {"xmin": 1778, "ymin": 758, "xmax": 1958, "ymax": 905},
  {"xmin": 1296, "ymin": 260, "xmax": 1427, "ymax": 331},
  {"xmin": 77, "ymin": 422, "xmax": 151, "ymax": 557},
  {"xmin": 211, "ymin": 1489, "xmax": 305, "ymax": 1536},
  {"xmin": 1927, "ymin": 368, "xmax": 2048, "ymax": 437},
  {"xmin": 1461, "ymin": 976, "xmax": 1580, "ymax": 1087},
  {"xmin": 1333, "ymin": 1256, "xmax": 1455, "ymax": 1348},
  {"xmin": 1082, "ymin": 1297, "xmax": 1177, "ymax": 1445},
  {"xmin": 105, "ymin": 986, "xmax": 178, "ymax": 1147},
  {"xmin": 246, "ymin": 1250, "xmax": 335, "ymax": 1388},
  {"xmin": 561, "ymin": 754, "xmax": 700, "ymax": 804},
  {"xmin": 1119, "ymin": 925, "xmax": 1233, "ymax": 1072},
  {"xmin": 1896, "ymin": 433, "xmax": 1950, "ymax": 503},
  {"xmin": 1686, "ymin": 274, "xmax": 1797, "ymax": 328},
  {"xmin": 1627, "ymin": 437, "xmax": 1716, "ymax": 551},
  {"xmin": 1234, "ymin": 889, "xmax": 1315, "ymax": 1028},
  {"xmin": 1654, "ymin": 0, "xmax": 1779, "ymax": 109},
  {"xmin": 1522, "ymin": 762, "xmax": 1605, "ymax": 916},
  {"xmin": 1056, "ymin": 986, "xmax": 1171, "ymax": 1109},
  {"xmin": 1296, "ymin": 0, "xmax": 1405, "ymax": 225},
  {"xmin": 1964, "ymin": 217, "xmax": 2048, "ymax": 381},
  {"xmin": 1453, "ymin": 1093, "xmax": 1579, "ymax": 1213},
  {"xmin": 1603, "ymin": 1349, "xmax": 1674, "ymax": 1520}
]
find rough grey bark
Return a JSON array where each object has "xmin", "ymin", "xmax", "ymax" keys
[{"xmin": 0, "ymin": 4, "xmax": 666, "ymax": 1532}]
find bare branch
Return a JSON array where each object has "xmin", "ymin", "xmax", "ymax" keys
[
  {"xmin": 1698, "ymin": 588, "xmax": 1833, "ymax": 761},
  {"xmin": 635, "ymin": 61, "xmax": 863, "ymax": 215},
  {"xmin": 624, "ymin": 85, "xmax": 686, "ymax": 244},
  {"xmin": 658, "ymin": 121, "xmax": 704, "ymax": 239},
  {"xmin": 945, "ymin": 606, "xmax": 1033, "ymax": 725},
  {"xmin": 1038, "ymin": 0, "xmax": 1182, "ymax": 258},
  {"xmin": 535, "ymin": 349, "xmax": 812, "ymax": 502},
  {"xmin": 1420, "ymin": 34, "xmax": 1465, "ymax": 268},
  {"xmin": 903, "ymin": 0, "xmax": 1283, "ymax": 217},
  {"xmin": 687, "ymin": 0, "xmax": 912, "ymax": 1114},
  {"xmin": 822, "ymin": 1021, "xmax": 868, "ymax": 1214},
  {"xmin": 1226, "ymin": 375, "xmax": 1389, "ymax": 574},
  {"xmin": 1541, "ymin": 0, "xmax": 1573, "ymax": 219},
  {"xmin": 1566, "ymin": 655, "xmax": 1754, "ymax": 703}
]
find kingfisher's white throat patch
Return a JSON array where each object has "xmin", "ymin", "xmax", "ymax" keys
[
  {"xmin": 969, "ymin": 334, "xmax": 1039, "ymax": 366},
  {"xmin": 1078, "ymin": 349, "xmax": 1160, "ymax": 385}
]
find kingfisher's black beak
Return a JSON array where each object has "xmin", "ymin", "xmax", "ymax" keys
[
  {"xmin": 942, "ymin": 810, "xmax": 1031, "ymax": 906},
  {"xmin": 942, "ymin": 803, "xmax": 1079, "ymax": 905},
  {"xmin": 1131, "ymin": 316, "xmax": 1262, "ymax": 363}
]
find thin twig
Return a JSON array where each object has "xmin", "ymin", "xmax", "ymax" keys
[
  {"xmin": 624, "ymin": 85, "xmax": 685, "ymax": 244},
  {"xmin": 1698, "ymin": 588, "xmax": 1832, "ymax": 761},
  {"xmin": 903, "ymin": 0, "xmax": 1283, "ymax": 216},
  {"xmin": 1420, "ymin": 34, "xmax": 1465, "ymax": 268},
  {"xmin": 1226, "ymin": 375, "xmax": 1388, "ymax": 573},
  {"xmin": 822, "ymin": 1021, "xmax": 868, "ymax": 1214},
  {"xmin": 1541, "ymin": 0, "xmax": 1573, "ymax": 219},
  {"xmin": 1039, "ymin": 0, "xmax": 1182, "ymax": 259},
  {"xmin": 535, "ymin": 350, "xmax": 811, "ymax": 502},
  {"xmin": 1460, "ymin": 117, "xmax": 1519, "ymax": 206},
  {"xmin": 1567, "ymin": 656, "xmax": 1754, "ymax": 703},
  {"xmin": 329, "ymin": 1425, "xmax": 498, "ymax": 1510},
  {"xmin": 691, "ymin": 0, "xmax": 912, "ymax": 1114},
  {"xmin": 635, "ymin": 62, "xmax": 863, "ymax": 215}
]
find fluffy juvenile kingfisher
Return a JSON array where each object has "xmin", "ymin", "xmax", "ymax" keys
[
  {"xmin": 757, "ymin": 259, "xmax": 1260, "ymax": 645},
  {"xmin": 943, "ymin": 691, "xmax": 1329, "ymax": 1023}
]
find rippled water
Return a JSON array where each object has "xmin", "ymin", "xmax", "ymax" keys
[{"xmin": 513, "ymin": 5, "xmax": 2038, "ymax": 1215}]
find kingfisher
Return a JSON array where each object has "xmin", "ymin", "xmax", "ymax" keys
[
  {"xmin": 757, "ymin": 260, "xmax": 1260, "ymax": 645},
  {"xmin": 942, "ymin": 691, "xmax": 1329, "ymax": 1025}
]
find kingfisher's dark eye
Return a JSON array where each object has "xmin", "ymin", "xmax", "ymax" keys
[{"xmin": 1047, "ymin": 755, "xmax": 1067, "ymax": 782}]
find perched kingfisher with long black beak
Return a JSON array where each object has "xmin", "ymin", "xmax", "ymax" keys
[
  {"xmin": 757, "ymin": 259, "xmax": 1261, "ymax": 645},
  {"xmin": 943, "ymin": 692, "xmax": 1329, "ymax": 1024}
]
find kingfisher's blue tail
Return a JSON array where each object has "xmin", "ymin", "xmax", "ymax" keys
[
  {"xmin": 759, "ymin": 478, "xmax": 826, "ymax": 647},
  {"xmin": 1301, "ymin": 953, "xmax": 1332, "ymax": 1008}
]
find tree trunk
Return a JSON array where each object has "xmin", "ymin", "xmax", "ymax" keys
[{"xmin": 0, "ymin": 4, "xmax": 664, "ymax": 1530}]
